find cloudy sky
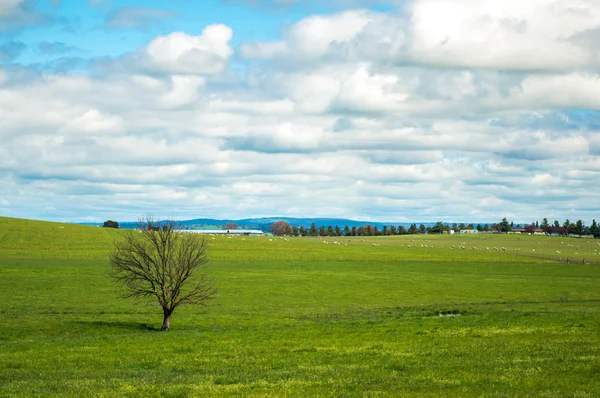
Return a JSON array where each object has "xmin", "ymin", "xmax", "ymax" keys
[{"xmin": 1, "ymin": 0, "xmax": 599, "ymax": 223}]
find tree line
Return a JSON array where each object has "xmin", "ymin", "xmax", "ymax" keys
[
  {"xmin": 270, "ymin": 221, "xmax": 462, "ymax": 237},
  {"xmin": 104, "ymin": 217, "xmax": 599, "ymax": 238},
  {"xmin": 270, "ymin": 218, "xmax": 600, "ymax": 238},
  {"xmin": 494, "ymin": 217, "xmax": 599, "ymax": 237}
]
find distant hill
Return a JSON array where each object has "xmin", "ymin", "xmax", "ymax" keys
[{"xmin": 80, "ymin": 217, "xmax": 444, "ymax": 232}]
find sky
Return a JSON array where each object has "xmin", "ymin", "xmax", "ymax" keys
[{"xmin": 1, "ymin": 0, "xmax": 599, "ymax": 224}]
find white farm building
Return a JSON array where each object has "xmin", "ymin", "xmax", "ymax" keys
[{"xmin": 183, "ymin": 229, "xmax": 265, "ymax": 236}]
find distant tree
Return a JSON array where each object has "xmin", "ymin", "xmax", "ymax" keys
[
  {"xmin": 541, "ymin": 218, "xmax": 549, "ymax": 231},
  {"xmin": 419, "ymin": 224, "xmax": 426, "ymax": 234},
  {"xmin": 407, "ymin": 224, "xmax": 419, "ymax": 234},
  {"xmin": 327, "ymin": 225, "xmax": 335, "ymax": 236},
  {"xmin": 335, "ymin": 225, "xmax": 342, "ymax": 236},
  {"xmin": 292, "ymin": 226, "xmax": 299, "ymax": 237},
  {"xmin": 554, "ymin": 220, "xmax": 560, "ymax": 228},
  {"xmin": 270, "ymin": 221, "xmax": 292, "ymax": 236},
  {"xmin": 429, "ymin": 222, "xmax": 447, "ymax": 234},
  {"xmin": 476, "ymin": 224, "xmax": 483, "ymax": 232},
  {"xmin": 344, "ymin": 226, "xmax": 351, "ymax": 236},
  {"xmin": 524, "ymin": 224, "xmax": 536, "ymax": 234},
  {"xmin": 351, "ymin": 226, "xmax": 357, "ymax": 236},
  {"xmin": 590, "ymin": 219, "xmax": 599, "ymax": 238},
  {"xmin": 299, "ymin": 226, "xmax": 307, "ymax": 237},
  {"xmin": 547, "ymin": 225, "xmax": 568, "ymax": 236},
  {"xmin": 397, "ymin": 225, "xmax": 407, "ymax": 235},
  {"xmin": 458, "ymin": 223, "xmax": 466, "ymax": 231},
  {"xmin": 498, "ymin": 218, "xmax": 511, "ymax": 233},
  {"xmin": 483, "ymin": 224, "xmax": 490, "ymax": 232},
  {"xmin": 103, "ymin": 220, "xmax": 119, "ymax": 229},
  {"xmin": 365, "ymin": 225, "xmax": 373, "ymax": 236},
  {"xmin": 382, "ymin": 225, "xmax": 388, "ymax": 235},
  {"xmin": 309, "ymin": 223, "xmax": 318, "ymax": 236},
  {"xmin": 109, "ymin": 217, "xmax": 216, "ymax": 331},
  {"xmin": 373, "ymin": 226, "xmax": 380, "ymax": 236},
  {"xmin": 222, "ymin": 222, "xmax": 238, "ymax": 231},
  {"xmin": 451, "ymin": 223, "xmax": 458, "ymax": 232},
  {"xmin": 319, "ymin": 225, "xmax": 326, "ymax": 236},
  {"xmin": 389, "ymin": 225, "xmax": 397, "ymax": 235},
  {"xmin": 575, "ymin": 220, "xmax": 585, "ymax": 236}
]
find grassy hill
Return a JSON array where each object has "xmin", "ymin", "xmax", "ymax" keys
[
  {"xmin": 1, "ymin": 216, "xmax": 600, "ymax": 396},
  {"xmin": 4, "ymin": 215, "xmax": 598, "ymax": 263},
  {"xmin": 0, "ymin": 216, "xmax": 120, "ymax": 258}
]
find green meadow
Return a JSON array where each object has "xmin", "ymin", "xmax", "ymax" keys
[{"xmin": 1, "ymin": 216, "xmax": 600, "ymax": 397}]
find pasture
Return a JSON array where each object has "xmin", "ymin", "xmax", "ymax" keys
[{"xmin": 1, "ymin": 216, "xmax": 599, "ymax": 397}]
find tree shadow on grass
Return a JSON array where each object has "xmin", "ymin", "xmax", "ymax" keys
[{"xmin": 73, "ymin": 320, "xmax": 160, "ymax": 332}]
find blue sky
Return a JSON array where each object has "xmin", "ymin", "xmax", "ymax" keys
[
  {"xmin": 1, "ymin": 0, "xmax": 599, "ymax": 223},
  {"xmin": 10, "ymin": 1, "xmax": 295, "ymax": 63}
]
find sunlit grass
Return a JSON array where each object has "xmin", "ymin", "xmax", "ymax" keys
[{"xmin": 1, "ymin": 216, "xmax": 599, "ymax": 396}]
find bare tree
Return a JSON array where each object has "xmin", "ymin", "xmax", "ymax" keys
[{"xmin": 109, "ymin": 217, "xmax": 217, "ymax": 331}]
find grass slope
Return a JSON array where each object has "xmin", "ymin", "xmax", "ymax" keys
[
  {"xmin": 1, "ymin": 216, "xmax": 599, "ymax": 396},
  {"xmin": 0, "ymin": 216, "xmax": 119, "ymax": 258}
]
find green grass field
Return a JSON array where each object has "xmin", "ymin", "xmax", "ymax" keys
[{"xmin": 1, "ymin": 216, "xmax": 599, "ymax": 397}]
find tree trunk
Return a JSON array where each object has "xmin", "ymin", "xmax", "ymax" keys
[{"xmin": 161, "ymin": 309, "xmax": 172, "ymax": 331}]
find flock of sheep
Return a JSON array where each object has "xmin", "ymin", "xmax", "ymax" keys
[{"xmin": 203, "ymin": 233, "xmax": 600, "ymax": 259}]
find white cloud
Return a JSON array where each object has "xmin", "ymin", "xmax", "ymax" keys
[
  {"xmin": 207, "ymin": 98, "xmax": 295, "ymax": 115},
  {"xmin": 408, "ymin": 0, "xmax": 600, "ymax": 70},
  {"xmin": 140, "ymin": 24, "xmax": 233, "ymax": 75},
  {"xmin": 243, "ymin": 0, "xmax": 600, "ymax": 71},
  {"xmin": 60, "ymin": 109, "xmax": 124, "ymax": 135},
  {"xmin": 516, "ymin": 73, "xmax": 600, "ymax": 110},
  {"xmin": 237, "ymin": 5, "xmax": 600, "ymax": 118},
  {"xmin": 532, "ymin": 173, "xmax": 560, "ymax": 186},
  {"xmin": 335, "ymin": 66, "xmax": 410, "ymax": 112},
  {"xmin": 240, "ymin": 41, "xmax": 286, "ymax": 60},
  {"xmin": 159, "ymin": 75, "xmax": 206, "ymax": 108},
  {"xmin": 286, "ymin": 10, "xmax": 373, "ymax": 55},
  {"xmin": 241, "ymin": 10, "xmax": 399, "ymax": 64},
  {"xmin": 500, "ymin": 131, "xmax": 590, "ymax": 160}
]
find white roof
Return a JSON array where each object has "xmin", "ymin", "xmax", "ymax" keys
[{"xmin": 183, "ymin": 229, "xmax": 264, "ymax": 235}]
